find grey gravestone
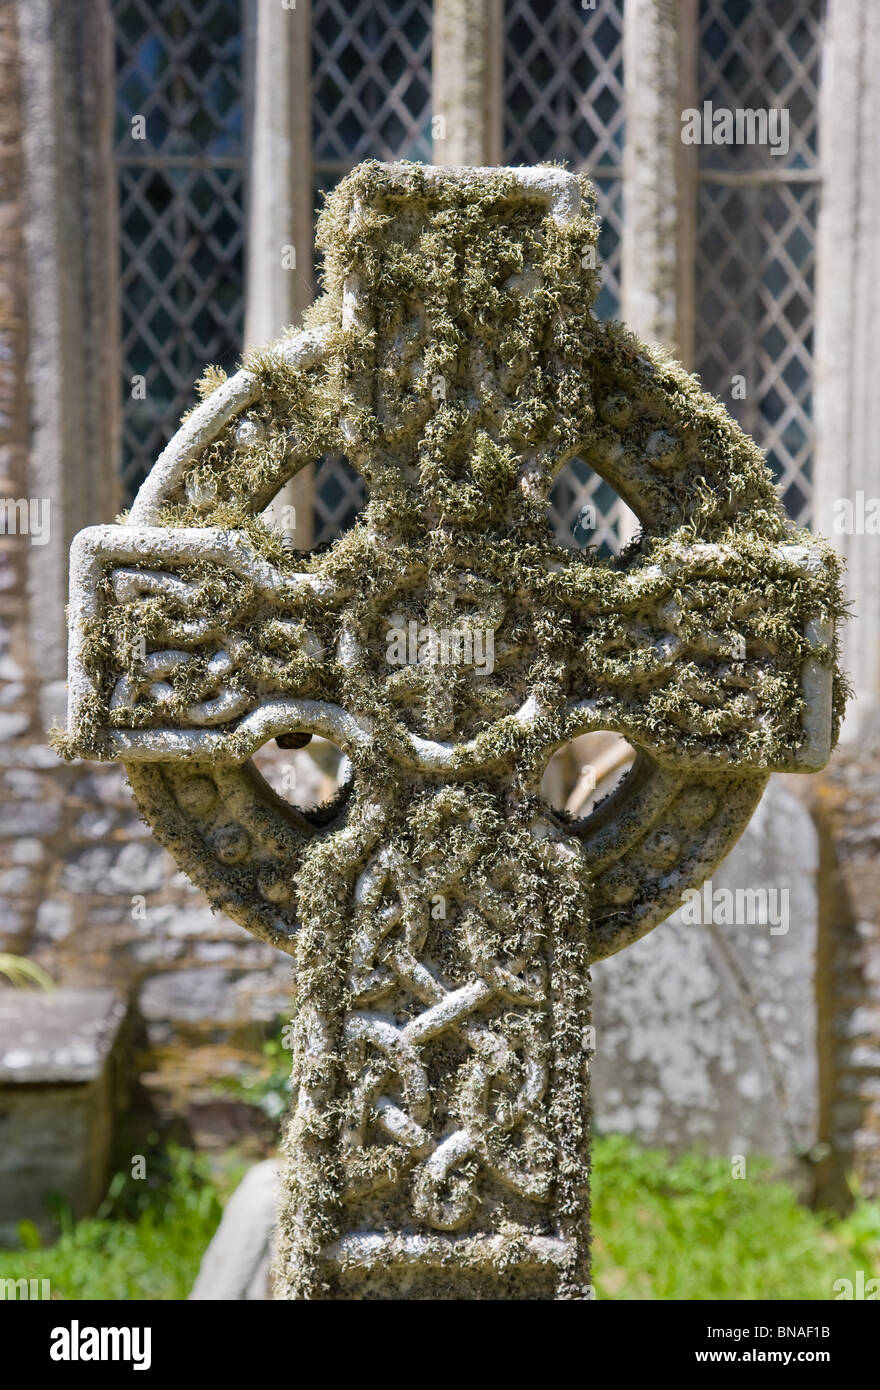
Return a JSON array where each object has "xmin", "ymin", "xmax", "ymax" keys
[
  {"xmin": 59, "ymin": 163, "xmax": 843, "ymax": 1299},
  {"xmin": 592, "ymin": 775, "xmax": 819, "ymax": 1162},
  {"xmin": 189, "ymin": 1158, "xmax": 278, "ymax": 1300},
  {"xmin": 0, "ymin": 988, "xmax": 126, "ymax": 1244}
]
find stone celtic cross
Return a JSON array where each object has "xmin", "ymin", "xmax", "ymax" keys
[{"xmin": 61, "ymin": 163, "xmax": 843, "ymax": 1300}]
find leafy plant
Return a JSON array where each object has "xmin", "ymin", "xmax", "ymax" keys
[
  {"xmin": 0, "ymin": 954, "xmax": 54, "ymax": 990},
  {"xmin": 0, "ymin": 1143, "xmax": 241, "ymax": 1301},
  {"xmin": 211, "ymin": 1017, "xmax": 293, "ymax": 1126}
]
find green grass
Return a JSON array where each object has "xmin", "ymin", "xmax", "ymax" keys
[
  {"xmin": 0, "ymin": 1146, "xmax": 243, "ymax": 1301},
  {"xmin": 592, "ymin": 1135, "xmax": 880, "ymax": 1300},
  {"xmin": 0, "ymin": 1135, "xmax": 876, "ymax": 1300}
]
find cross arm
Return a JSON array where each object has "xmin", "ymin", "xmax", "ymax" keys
[
  {"xmin": 63, "ymin": 524, "xmax": 360, "ymax": 762},
  {"xmin": 557, "ymin": 537, "xmax": 841, "ymax": 773}
]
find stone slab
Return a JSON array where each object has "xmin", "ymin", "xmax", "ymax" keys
[
  {"xmin": 0, "ymin": 987, "xmax": 126, "ymax": 1083},
  {"xmin": 0, "ymin": 987, "xmax": 125, "ymax": 1244},
  {"xmin": 592, "ymin": 776, "xmax": 818, "ymax": 1162},
  {"xmin": 190, "ymin": 1158, "xmax": 278, "ymax": 1300}
]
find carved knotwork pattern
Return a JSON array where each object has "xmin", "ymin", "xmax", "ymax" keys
[{"xmin": 340, "ymin": 789, "xmax": 554, "ymax": 1232}]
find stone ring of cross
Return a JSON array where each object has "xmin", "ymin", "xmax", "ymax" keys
[{"xmin": 62, "ymin": 164, "xmax": 844, "ymax": 1300}]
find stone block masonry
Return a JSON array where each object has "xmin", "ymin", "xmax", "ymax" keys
[{"xmin": 0, "ymin": 988, "xmax": 126, "ymax": 1244}]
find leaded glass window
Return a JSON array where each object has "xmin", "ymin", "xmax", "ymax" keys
[
  {"xmin": 114, "ymin": 0, "xmax": 245, "ymax": 500},
  {"xmin": 311, "ymin": 0, "xmax": 434, "ymax": 544},
  {"xmin": 312, "ymin": 0, "xmax": 433, "ymax": 184},
  {"xmin": 504, "ymin": 0, "xmax": 627, "ymax": 553},
  {"xmin": 694, "ymin": 0, "xmax": 824, "ymax": 526}
]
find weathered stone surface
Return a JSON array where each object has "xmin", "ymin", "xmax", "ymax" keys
[
  {"xmin": 0, "ymin": 799, "xmax": 60, "ymax": 835},
  {"xmin": 190, "ymin": 1159, "xmax": 279, "ymax": 1300},
  {"xmin": 809, "ymin": 728, "xmax": 880, "ymax": 1205},
  {"xmin": 139, "ymin": 966, "xmax": 290, "ymax": 1032},
  {"xmin": 0, "ymin": 711, "xmax": 29, "ymax": 741},
  {"xmin": 0, "ymin": 987, "xmax": 125, "ymax": 1083},
  {"xmin": 592, "ymin": 776, "xmax": 818, "ymax": 1163},
  {"xmin": 60, "ymin": 162, "xmax": 842, "ymax": 1299},
  {"xmin": 0, "ymin": 988, "xmax": 126, "ymax": 1245},
  {"xmin": 33, "ymin": 899, "xmax": 74, "ymax": 941},
  {"xmin": 60, "ymin": 842, "xmax": 166, "ymax": 896}
]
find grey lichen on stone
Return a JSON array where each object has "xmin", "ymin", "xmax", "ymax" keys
[{"xmin": 57, "ymin": 162, "xmax": 845, "ymax": 1299}]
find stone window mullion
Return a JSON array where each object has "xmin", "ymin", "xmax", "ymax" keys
[
  {"xmin": 243, "ymin": 0, "xmax": 314, "ymax": 548},
  {"xmin": 621, "ymin": 0, "xmax": 697, "ymax": 363},
  {"xmin": 432, "ymin": 0, "xmax": 503, "ymax": 166},
  {"xmin": 814, "ymin": 0, "xmax": 880, "ymax": 728}
]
